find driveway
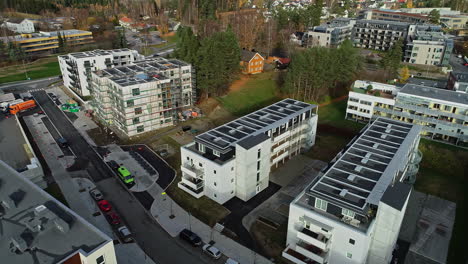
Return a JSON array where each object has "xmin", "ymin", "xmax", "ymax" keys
[
  {"xmin": 221, "ymin": 182, "xmax": 281, "ymax": 250},
  {"xmin": 31, "ymin": 90, "xmax": 216, "ymax": 264}
]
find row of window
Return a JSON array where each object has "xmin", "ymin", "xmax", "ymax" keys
[{"xmin": 314, "ymin": 198, "xmax": 356, "ymax": 218}]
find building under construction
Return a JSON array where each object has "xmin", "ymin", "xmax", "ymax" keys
[{"xmin": 90, "ymin": 57, "xmax": 195, "ymax": 137}]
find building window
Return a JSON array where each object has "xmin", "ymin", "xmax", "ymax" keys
[
  {"xmin": 96, "ymin": 256, "xmax": 105, "ymax": 264},
  {"xmin": 315, "ymin": 198, "xmax": 328, "ymax": 211},
  {"xmin": 257, "ymin": 161, "xmax": 260, "ymax": 171},
  {"xmin": 135, "ymin": 107, "xmax": 142, "ymax": 115},
  {"xmin": 137, "ymin": 125, "xmax": 144, "ymax": 133},
  {"xmin": 214, "ymin": 182, "xmax": 217, "ymax": 186},
  {"xmin": 231, "ymin": 178, "xmax": 234, "ymax": 183},
  {"xmin": 213, "ymin": 150, "xmax": 220, "ymax": 157},
  {"xmin": 214, "ymin": 194, "xmax": 217, "ymax": 197},
  {"xmin": 257, "ymin": 172, "xmax": 260, "ymax": 182},
  {"xmin": 347, "ymin": 253, "xmax": 352, "ymax": 259},
  {"xmin": 199, "ymin": 162, "xmax": 202, "ymax": 167},
  {"xmin": 133, "ymin": 117, "xmax": 140, "ymax": 124},
  {"xmin": 198, "ymin": 144, "xmax": 205, "ymax": 153},
  {"xmin": 231, "ymin": 167, "xmax": 234, "ymax": 171},
  {"xmin": 257, "ymin": 149, "xmax": 261, "ymax": 159},
  {"xmin": 132, "ymin": 88, "xmax": 140, "ymax": 96},
  {"xmin": 186, "ymin": 157, "xmax": 189, "ymax": 161},
  {"xmin": 349, "ymin": 238, "xmax": 355, "ymax": 245},
  {"xmin": 127, "ymin": 100, "xmax": 134, "ymax": 107},
  {"xmin": 213, "ymin": 170, "xmax": 216, "ymax": 174},
  {"xmin": 342, "ymin": 208, "xmax": 355, "ymax": 218}
]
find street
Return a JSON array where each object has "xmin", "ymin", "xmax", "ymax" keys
[
  {"xmin": 31, "ymin": 90, "xmax": 217, "ymax": 264},
  {"xmin": 0, "ymin": 76, "xmax": 60, "ymax": 93}
]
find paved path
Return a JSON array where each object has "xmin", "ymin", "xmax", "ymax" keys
[
  {"xmin": 0, "ymin": 76, "xmax": 60, "ymax": 92},
  {"xmin": 31, "ymin": 90, "xmax": 215, "ymax": 264}
]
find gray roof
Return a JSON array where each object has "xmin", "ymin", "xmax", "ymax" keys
[
  {"xmin": 381, "ymin": 181, "xmax": 412, "ymax": 211},
  {"xmin": 308, "ymin": 117, "xmax": 421, "ymax": 212},
  {"xmin": 0, "ymin": 160, "xmax": 112, "ymax": 264},
  {"xmin": 195, "ymin": 99, "xmax": 316, "ymax": 150},
  {"xmin": 237, "ymin": 133, "xmax": 270, "ymax": 150},
  {"xmin": 451, "ymin": 71, "xmax": 468, "ymax": 83},
  {"xmin": 406, "ymin": 78, "xmax": 447, "ymax": 89},
  {"xmin": 399, "ymin": 83, "xmax": 468, "ymax": 105}
]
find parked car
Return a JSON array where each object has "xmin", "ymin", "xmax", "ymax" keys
[
  {"xmin": 225, "ymin": 258, "xmax": 240, "ymax": 264},
  {"xmin": 179, "ymin": 229, "xmax": 202, "ymax": 246},
  {"xmin": 202, "ymin": 244, "xmax": 222, "ymax": 259},
  {"xmin": 98, "ymin": 200, "xmax": 112, "ymax": 212},
  {"xmin": 105, "ymin": 211, "xmax": 121, "ymax": 226},
  {"xmin": 107, "ymin": 160, "xmax": 120, "ymax": 170},
  {"xmin": 51, "ymin": 94, "xmax": 58, "ymax": 101},
  {"xmin": 57, "ymin": 137, "xmax": 68, "ymax": 148},
  {"xmin": 118, "ymin": 226, "xmax": 134, "ymax": 243},
  {"xmin": 464, "ymin": 63, "xmax": 468, "ymax": 67},
  {"xmin": 89, "ymin": 188, "xmax": 103, "ymax": 201}
]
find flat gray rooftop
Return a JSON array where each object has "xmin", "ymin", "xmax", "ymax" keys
[
  {"xmin": 308, "ymin": 117, "xmax": 421, "ymax": 212},
  {"xmin": 68, "ymin": 48, "xmax": 133, "ymax": 59},
  {"xmin": 355, "ymin": 19, "xmax": 410, "ymax": 27},
  {"xmin": 0, "ymin": 160, "xmax": 111, "ymax": 263},
  {"xmin": 0, "ymin": 116, "xmax": 30, "ymax": 170},
  {"xmin": 195, "ymin": 99, "xmax": 316, "ymax": 150},
  {"xmin": 406, "ymin": 77, "xmax": 447, "ymax": 89},
  {"xmin": 399, "ymin": 83, "xmax": 468, "ymax": 105}
]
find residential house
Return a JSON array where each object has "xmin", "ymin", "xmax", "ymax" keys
[
  {"xmin": 1, "ymin": 18, "xmax": 35, "ymax": 33},
  {"xmin": 241, "ymin": 50, "xmax": 265, "ymax": 74},
  {"xmin": 119, "ymin": 17, "xmax": 133, "ymax": 28}
]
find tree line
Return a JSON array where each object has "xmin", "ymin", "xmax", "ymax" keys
[
  {"xmin": 282, "ymin": 40, "xmax": 362, "ymax": 103},
  {"xmin": 174, "ymin": 26, "xmax": 240, "ymax": 97}
]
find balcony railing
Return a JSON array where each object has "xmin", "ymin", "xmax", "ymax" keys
[
  {"xmin": 296, "ymin": 241, "xmax": 328, "ymax": 264},
  {"xmin": 282, "ymin": 247, "xmax": 318, "ymax": 264},
  {"xmin": 181, "ymin": 162, "xmax": 204, "ymax": 178},
  {"xmin": 297, "ymin": 228, "xmax": 329, "ymax": 251},
  {"xmin": 181, "ymin": 176, "xmax": 204, "ymax": 190},
  {"xmin": 178, "ymin": 182, "xmax": 204, "ymax": 199}
]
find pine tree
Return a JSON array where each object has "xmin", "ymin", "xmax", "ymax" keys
[
  {"xmin": 57, "ymin": 32, "xmax": 64, "ymax": 53},
  {"xmin": 381, "ymin": 39, "xmax": 403, "ymax": 77}
]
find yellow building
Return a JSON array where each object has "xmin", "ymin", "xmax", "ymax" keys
[{"xmin": 3, "ymin": 30, "xmax": 94, "ymax": 53}]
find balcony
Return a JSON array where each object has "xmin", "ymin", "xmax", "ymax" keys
[
  {"xmin": 180, "ymin": 175, "xmax": 204, "ymax": 190},
  {"xmin": 178, "ymin": 182, "xmax": 204, "ymax": 199},
  {"xmin": 282, "ymin": 247, "xmax": 320, "ymax": 264},
  {"xmin": 297, "ymin": 228, "xmax": 329, "ymax": 251},
  {"xmin": 181, "ymin": 162, "xmax": 204, "ymax": 178},
  {"xmin": 411, "ymin": 149, "xmax": 422, "ymax": 164},
  {"xmin": 295, "ymin": 241, "xmax": 328, "ymax": 264}
]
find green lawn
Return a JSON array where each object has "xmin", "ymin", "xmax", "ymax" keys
[
  {"xmin": 0, "ymin": 61, "xmax": 60, "ymax": 84},
  {"xmin": 415, "ymin": 139, "xmax": 468, "ymax": 264},
  {"xmin": 150, "ymin": 33, "xmax": 179, "ymax": 49},
  {"xmin": 317, "ymin": 100, "xmax": 365, "ymax": 132},
  {"xmin": 217, "ymin": 73, "xmax": 280, "ymax": 116}
]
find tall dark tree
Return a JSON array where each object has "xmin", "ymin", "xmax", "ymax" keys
[
  {"xmin": 381, "ymin": 39, "xmax": 404, "ymax": 76},
  {"xmin": 428, "ymin": 9, "xmax": 440, "ymax": 24}
]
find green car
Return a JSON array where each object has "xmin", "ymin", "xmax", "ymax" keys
[{"xmin": 117, "ymin": 166, "xmax": 135, "ymax": 185}]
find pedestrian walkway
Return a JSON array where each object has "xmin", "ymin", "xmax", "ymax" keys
[{"xmin": 148, "ymin": 184, "xmax": 272, "ymax": 264}]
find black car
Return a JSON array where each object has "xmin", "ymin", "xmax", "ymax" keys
[
  {"xmin": 57, "ymin": 137, "xmax": 68, "ymax": 148},
  {"xmin": 107, "ymin": 160, "xmax": 120, "ymax": 170},
  {"xmin": 179, "ymin": 229, "xmax": 202, "ymax": 246}
]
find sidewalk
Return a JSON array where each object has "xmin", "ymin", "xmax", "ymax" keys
[{"xmin": 149, "ymin": 184, "xmax": 272, "ymax": 264}]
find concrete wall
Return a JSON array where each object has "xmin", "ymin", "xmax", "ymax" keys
[
  {"xmin": 346, "ymin": 91, "xmax": 395, "ymax": 120},
  {"xmin": 408, "ymin": 42, "xmax": 445, "ymax": 65}
]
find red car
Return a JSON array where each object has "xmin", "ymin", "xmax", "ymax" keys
[
  {"xmin": 105, "ymin": 212, "xmax": 121, "ymax": 226},
  {"xmin": 98, "ymin": 200, "xmax": 112, "ymax": 212},
  {"xmin": 464, "ymin": 63, "xmax": 468, "ymax": 67}
]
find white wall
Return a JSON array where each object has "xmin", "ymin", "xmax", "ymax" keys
[
  {"xmin": 346, "ymin": 91, "xmax": 395, "ymax": 120},
  {"xmin": 353, "ymin": 80, "xmax": 399, "ymax": 95}
]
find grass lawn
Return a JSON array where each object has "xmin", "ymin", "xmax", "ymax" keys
[
  {"xmin": 0, "ymin": 58, "xmax": 60, "ymax": 84},
  {"xmin": 415, "ymin": 139, "xmax": 468, "ymax": 264},
  {"xmin": 150, "ymin": 33, "xmax": 179, "ymax": 49},
  {"xmin": 317, "ymin": 99, "xmax": 365, "ymax": 132},
  {"xmin": 217, "ymin": 72, "xmax": 280, "ymax": 116},
  {"xmin": 305, "ymin": 133, "xmax": 352, "ymax": 162},
  {"xmin": 44, "ymin": 183, "xmax": 69, "ymax": 207}
]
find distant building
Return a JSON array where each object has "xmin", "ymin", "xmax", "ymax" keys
[
  {"xmin": 361, "ymin": 9, "xmax": 428, "ymax": 24},
  {"xmin": 404, "ymin": 25, "xmax": 453, "ymax": 66},
  {"xmin": 400, "ymin": 7, "xmax": 460, "ymax": 16},
  {"xmin": 59, "ymin": 49, "xmax": 143, "ymax": 97},
  {"xmin": 290, "ymin": 32, "xmax": 304, "ymax": 46},
  {"xmin": 0, "ymin": 160, "xmax": 117, "ymax": 264},
  {"xmin": 178, "ymin": 99, "xmax": 318, "ymax": 204},
  {"xmin": 119, "ymin": 17, "xmax": 133, "ymax": 28},
  {"xmin": 447, "ymin": 71, "xmax": 468, "ymax": 92},
  {"xmin": 440, "ymin": 15, "xmax": 468, "ymax": 29},
  {"xmin": 303, "ymin": 19, "xmax": 355, "ymax": 48},
  {"xmin": 352, "ymin": 20, "xmax": 409, "ymax": 51},
  {"xmin": 283, "ymin": 117, "xmax": 422, "ymax": 264},
  {"xmin": 1, "ymin": 18, "xmax": 35, "ymax": 33},
  {"xmin": 240, "ymin": 50, "xmax": 265, "ymax": 74},
  {"xmin": 90, "ymin": 57, "xmax": 195, "ymax": 137},
  {"xmin": 1, "ymin": 30, "xmax": 93, "ymax": 54}
]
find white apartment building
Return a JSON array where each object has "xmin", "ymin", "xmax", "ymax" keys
[
  {"xmin": 283, "ymin": 117, "xmax": 422, "ymax": 264},
  {"xmin": 303, "ymin": 19, "xmax": 355, "ymax": 48},
  {"xmin": 346, "ymin": 80, "xmax": 468, "ymax": 146},
  {"xmin": 404, "ymin": 25, "xmax": 453, "ymax": 66},
  {"xmin": 59, "ymin": 49, "xmax": 142, "ymax": 97},
  {"xmin": 90, "ymin": 57, "xmax": 194, "ymax": 137},
  {"xmin": 178, "ymin": 99, "xmax": 318, "ymax": 204},
  {"xmin": 1, "ymin": 18, "xmax": 35, "ymax": 33},
  {"xmin": 0, "ymin": 160, "xmax": 117, "ymax": 264}
]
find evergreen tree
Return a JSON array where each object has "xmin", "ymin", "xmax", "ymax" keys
[
  {"xmin": 312, "ymin": 0, "xmax": 323, "ymax": 27},
  {"xmin": 428, "ymin": 9, "xmax": 440, "ymax": 24},
  {"xmin": 57, "ymin": 32, "xmax": 64, "ymax": 53},
  {"xmin": 381, "ymin": 39, "xmax": 404, "ymax": 76}
]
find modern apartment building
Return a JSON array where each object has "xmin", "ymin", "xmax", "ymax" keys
[
  {"xmin": 303, "ymin": 19, "xmax": 355, "ymax": 48},
  {"xmin": 178, "ymin": 99, "xmax": 318, "ymax": 204},
  {"xmin": 283, "ymin": 117, "xmax": 422, "ymax": 264},
  {"xmin": 440, "ymin": 15, "xmax": 468, "ymax": 29},
  {"xmin": 352, "ymin": 20, "xmax": 409, "ymax": 51},
  {"xmin": 1, "ymin": 18, "xmax": 35, "ymax": 33},
  {"xmin": 1, "ymin": 30, "xmax": 93, "ymax": 54},
  {"xmin": 361, "ymin": 9, "xmax": 428, "ymax": 24},
  {"xmin": 346, "ymin": 81, "xmax": 468, "ymax": 146},
  {"xmin": 90, "ymin": 57, "xmax": 194, "ymax": 137},
  {"xmin": 0, "ymin": 160, "xmax": 117, "ymax": 264},
  {"xmin": 404, "ymin": 25, "xmax": 453, "ymax": 66},
  {"xmin": 59, "ymin": 49, "xmax": 143, "ymax": 97}
]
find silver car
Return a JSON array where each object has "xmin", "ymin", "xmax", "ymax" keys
[{"xmin": 202, "ymin": 244, "xmax": 222, "ymax": 259}]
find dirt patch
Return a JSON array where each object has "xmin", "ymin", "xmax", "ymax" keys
[
  {"xmin": 251, "ymin": 221, "xmax": 289, "ymax": 264},
  {"xmin": 228, "ymin": 75, "xmax": 249, "ymax": 92}
]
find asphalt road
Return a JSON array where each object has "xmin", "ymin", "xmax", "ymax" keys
[
  {"xmin": 0, "ymin": 76, "xmax": 60, "ymax": 93},
  {"xmin": 31, "ymin": 90, "xmax": 215, "ymax": 264},
  {"xmin": 449, "ymin": 53, "xmax": 468, "ymax": 73}
]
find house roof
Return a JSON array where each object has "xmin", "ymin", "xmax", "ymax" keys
[
  {"xmin": 6, "ymin": 18, "xmax": 28, "ymax": 24},
  {"xmin": 120, "ymin": 17, "xmax": 133, "ymax": 23},
  {"xmin": 241, "ymin": 50, "xmax": 263, "ymax": 62}
]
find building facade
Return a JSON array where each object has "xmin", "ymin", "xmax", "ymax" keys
[
  {"xmin": 440, "ymin": 15, "xmax": 468, "ymax": 29},
  {"xmin": 59, "ymin": 49, "xmax": 142, "ymax": 97},
  {"xmin": 1, "ymin": 18, "xmax": 35, "ymax": 33},
  {"xmin": 178, "ymin": 99, "xmax": 318, "ymax": 204},
  {"xmin": 303, "ymin": 19, "xmax": 355, "ymax": 48},
  {"xmin": 0, "ymin": 160, "xmax": 117, "ymax": 264},
  {"xmin": 90, "ymin": 57, "xmax": 194, "ymax": 137},
  {"xmin": 346, "ymin": 81, "xmax": 468, "ymax": 146},
  {"xmin": 361, "ymin": 9, "xmax": 428, "ymax": 24},
  {"xmin": 404, "ymin": 25, "xmax": 453, "ymax": 66},
  {"xmin": 447, "ymin": 71, "xmax": 468, "ymax": 92},
  {"xmin": 241, "ymin": 50, "xmax": 265, "ymax": 74},
  {"xmin": 352, "ymin": 20, "xmax": 409, "ymax": 51},
  {"xmin": 283, "ymin": 117, "xmax": 422, "ymax": 264},
  {"xmin": 1, "ymin": 30, "xmax": 93, "ymax": 54}
]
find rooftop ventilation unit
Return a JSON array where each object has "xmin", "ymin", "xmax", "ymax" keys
[
  {"xmin": 339, "ymin": 189, "xmax": 348, "ymax": 197},
  {"xmin": 278, "ymin": 107, "xmax": 284, "ymax": 112},
  {"xmin": 381, "ymin": 134, "xmax": 387, "ymax": 139},
  {"xmin": 354, "ymin": 165, "xmax": 363, "ymax": 173},
  {"xmin": 347, "ymin": 174, "xmax": 357, "ymax": 181},
  {"xmin": 9, "ymin": 236, "xmax": 28, "ymax": 253},
  {"xmin": 361, "ymin": 157, "xmax": 369, "ymax": 164},
  {"xmin": 373, "ymin": 143, "xmax": 379, "ymax": 149},
  {"xmin": 229, "ymin": 129, "xmax": 236, "ymax": 135}
]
